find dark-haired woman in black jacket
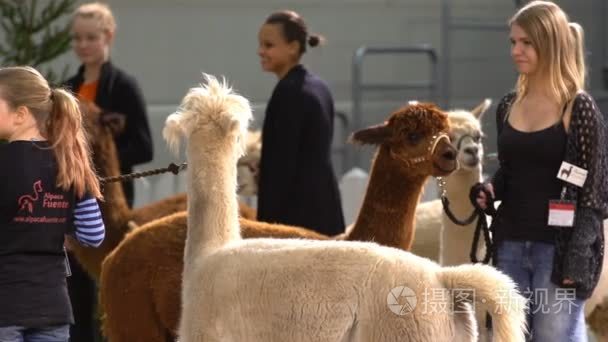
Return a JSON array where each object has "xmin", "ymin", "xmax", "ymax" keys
[{"xmin": 256, "ymin": 10, "xmax": 345, "ymax": 236}]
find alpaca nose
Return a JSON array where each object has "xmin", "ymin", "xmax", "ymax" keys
[
  {"xmin": 464, "ymin": 146, "xmax": 478, "ymax": 156},
  {"xmin": 442, "ymin": 148, "xmax": 457, "ymax": 161}
]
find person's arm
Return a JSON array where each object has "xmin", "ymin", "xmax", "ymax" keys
[
  {"xmin": 475, "ymin": 93, "xmax": 513, "ymax": 208},
  {"xmin": 72, "ymin": 195, "xmax": 105, "ymax": 247},
  {"xmin": 562, "ymin": 93, "xmax": 606, "ymax": 283},
  {"xmin": 111, "ymin": 76, "xmax": 154, "ymax": 167},
  {"xmin": 489, "ymin": 93, "xmax": 516, "ymax": 201}
]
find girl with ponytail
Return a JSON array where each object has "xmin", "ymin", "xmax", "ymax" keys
[
  {"xmin": 0, "ymin": 66, "xmax": 105, "ymax": 342},
  {"xmin": 473, "ymin": 1, "xmax": 607, "ymax": 340},
  {"xmin": 256, "ymin": 10, "xmax": 345, "ymax": 236}
]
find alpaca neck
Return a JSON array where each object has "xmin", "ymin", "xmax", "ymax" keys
[
  {"xmin": 348, "ymin": 148, "xmax": 426, "ymax": 250},
  {"xmin": 67, "ymin": 129, "xmax": 131, "ymax": 279},
  {"xmin": 95, "ymin": 132, "xmax": 131, "ymax": 228},
  {"xmin": 443, "ymin": 166, "xmax": 481, "ymax": 219},
  {"xmin": 439, "ymin": 165, "xmax": 484, "ymax": 266},
  {"xmin": 184, "ymin": 143, "xmax": 241, "ymax": 265}
]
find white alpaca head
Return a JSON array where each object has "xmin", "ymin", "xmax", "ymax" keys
[
  {"xmin": 163, "ymin": 74, "xmax": 252, "ymax": 158},
  {"xmin": 447, "ymin": 99, "xmax": 491, "ymax": 171}
]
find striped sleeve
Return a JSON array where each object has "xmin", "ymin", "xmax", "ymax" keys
[{"xmin": 72, "ymin": 196, "xmax": 105, "ymax": 247}]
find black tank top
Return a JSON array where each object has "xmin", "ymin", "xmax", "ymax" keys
[{"xmin": 496, "ymin": 118, "xmax": 567, "ymax": 243}]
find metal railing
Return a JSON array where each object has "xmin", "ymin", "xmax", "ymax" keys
[
  {"xmin": 350, "ymin": 45, "xmax": 439, "ymax": 168},
  {"xmin": 332, "ymin": 110, "xmax": 350, "ymax": 175},
  {"xmin": 439, "ymin": 0, "xmax": 521, "ymax": 108}
]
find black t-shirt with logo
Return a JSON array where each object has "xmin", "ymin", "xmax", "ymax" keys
[{"xmin": 0, "ymin": 141, "xmax": 76, "ymax": 327}]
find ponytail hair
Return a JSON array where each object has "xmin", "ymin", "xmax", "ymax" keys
[
  {"xmin": 265, "ymin": 10, "xmax": 325, "ymax": 55},
  {"xmin": 0, "ymin": 66, "xmax": 101, "ymax": 199},
  {"xmin": 307, "ymin": 34, "xmax": 325, "ymax": 48},
  {"xmin": 48, "ymin": 88, "xmax": 102, "ymax": 199},
  {"xmin": 569, "ymin": 22, "xmax": 586, "ymax": 89}
]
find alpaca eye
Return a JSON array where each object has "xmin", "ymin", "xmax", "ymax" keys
[{"xmin": 407, "ymin": 132, "xmax": 421, "ymax": 144}]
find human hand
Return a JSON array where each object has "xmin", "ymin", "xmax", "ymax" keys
[
  {"xmin": 475, "ymin": 183, "xmax": 495, "ymax": 210},
  {"xmin": 64, "ymin": 235, "xmax": 76, "ymax": 251},
  {"xmin": 101, "ymin": 112, "xmax": 127, "ymax": 136}
]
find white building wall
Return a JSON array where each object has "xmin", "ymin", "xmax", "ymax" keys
[{"xmin": 32, "ymin": 0, "xmax": 605, "ymax": 207}]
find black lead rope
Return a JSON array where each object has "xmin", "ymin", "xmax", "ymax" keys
[
  {"xmin": 101, "ymin": 162, "xmax": 188, "ymax": 183},
  {"xmin": 440, "ymin": 183, "xmax": 497, "ymax": 264}
]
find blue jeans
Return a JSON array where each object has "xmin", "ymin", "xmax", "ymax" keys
[
  {"xmin": 0, "ymin": 325, "xmax": 69, "ymax": 342},
  {"xmin": 496, "ymin": 240, "xmax": 587, "ymax": 342}
]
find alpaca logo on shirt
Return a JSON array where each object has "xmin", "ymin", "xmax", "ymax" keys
[
  {"xmin": 560, "ymin": 165, "xmax": 573, "ymax": 179},
  {"xmin": 556, "ymin": 161, "xmax": 588, "ymax": 187},
  {"xmin": 18, "ymin": 180, "xmax": 43, "ymax": 214}
]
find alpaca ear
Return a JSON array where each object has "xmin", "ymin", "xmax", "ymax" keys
[
  {"xmin": 163, "ymin": 113, "xmax": 184, "ymax": 156},
  {"xmin": 222, "ymin": 115, "xmax": 249, "ymax": 157},
  {"xmin": 350, "ymin": 122, "xmax": 392, "ymax": 145},
  {"xmin": 127, "ymin": 220, "xmax": 139, "ymax": 232},
  {"xmin": 246, "ymin": 130, "xmax": 262, "ymax": 150},
  {"xmin": 250, "ymin": 130, "xmax": 261, "ymax": 143},
  {"xmin": 471, "ymin": 98, "xmax": 492, "ymax": 119},
  {"xmin": 222, "ymin": 116, "xmax": 243, "ymax": 135}
]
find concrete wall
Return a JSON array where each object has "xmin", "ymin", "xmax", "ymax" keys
[
  {"xmin": 53, "ymin": 0, "xmax": 603, "ymax": 104},
  {"xmin": 17, "ymin": 0, "xmax": 607, "ymax": 207}
]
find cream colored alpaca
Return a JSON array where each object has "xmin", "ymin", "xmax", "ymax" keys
[
  {"xmin": 411, "ymin": 99, "xmax": 491, "ymax": 262},
  {"xmin": 586, "ymin": 221, "xmax": 608, "ymax": 338},
  {"xmin": 237, "ymin": 130, "xmax": 261, "ymax": 196},
  {"xmin": 588, "ymin": 293, "xmax": 608, "ymax": 341},
  {"xmin": 167, "ymin": 75, "xmax": 527, "ymax": 342},
  {"xmin": 413, "ymin": 99, "xmax": 496, "ymax": 342},
  {"xmin": 438, "ymin": 99, "xmax": 492, "ymax": 265}
]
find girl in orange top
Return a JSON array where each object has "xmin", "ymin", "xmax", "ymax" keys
[{"xmin": 63, "ymin": 3, "xmax": 153, "ymax": 341}]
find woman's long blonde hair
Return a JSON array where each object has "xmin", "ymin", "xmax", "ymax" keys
[
  {"xmin": 509, "ymin": 0, "xmax": 586, "ymax": 106},
  {"xmin": 0, "ymin": 66, "xmax": 102, "ymax": 199}
]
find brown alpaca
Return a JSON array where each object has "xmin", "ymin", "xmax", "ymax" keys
[
  {"xmin": 100, "ymin": 212, "xmax": 327, "ymax": 342},
  {"xmin": 99, "ymin": 102, "xmax": 458, "ymax": 342},
  {"xmin": 67, "ymin": 111, "xmax": 254, "ymax": 280},
  {"xmin": 66, "ymin": 113, "xmax": 137, "ymax": 279}
]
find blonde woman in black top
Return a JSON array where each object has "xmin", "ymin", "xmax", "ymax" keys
[{"xmin": 475, "ymin": 1, "xmax": 607, "ymax": 340}]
